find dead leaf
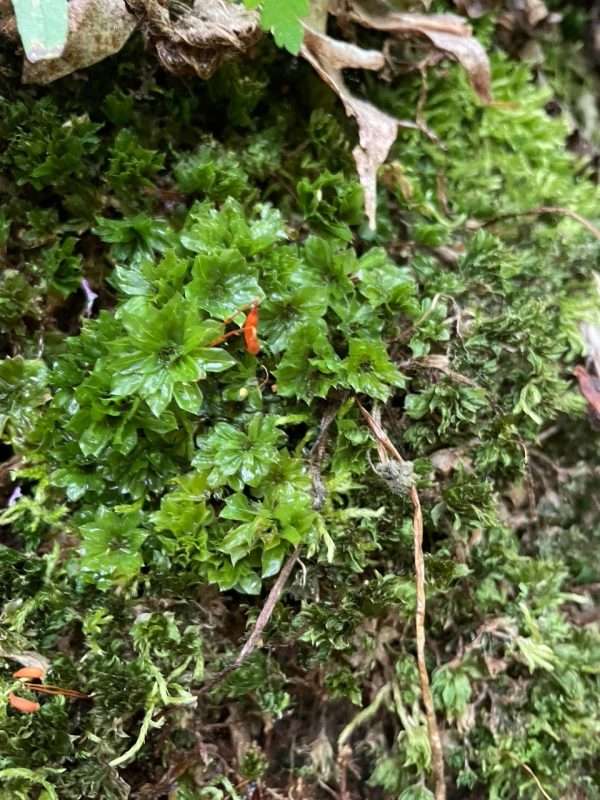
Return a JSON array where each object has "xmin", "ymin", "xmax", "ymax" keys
[
  {"xmin": 454, "ymin": 0, "xmax": 551, "ymax": 27},
  {"xmin": 23, "ymin": 0, "xmax": 137, "ymax": 84},
  {"xmin": 339, "ymin": 4, "xmax": 492, "ymax": 103},
  {"xmin": 301, "ymin": 3, "xmax": 491, "ymax": 226},
  {"xmin": 415, "ymin": 354, "xmax": 480, "ymax": 387},
  {"xmin": 430, "ymin": 446, "xmax": 470, "ymax": 475},
  {"xmin": 483, "ymin": 653, "xmax": 509, "ymax": 678},
  {"xmin": 350, "ymin": 99, "xmax": 403, "ymax": 231},
  {"xmin": 0, "ymin": 650, "xmax": 50, "ymax": 679},
  {"xmin": 452, "ymin": 0, "xmax": 489, "ymax": 18},
  {"xmin": 524, "ymin": 0, "xmax": 551, "ymax": 27},
  {"xmin": 581, "ymin": 277, "xmax": 600, "ymax": 377},
  {"xmin": 131, "ymin": 0, "xmax": 260, "ymax": 79},
  {"xmin": 301, "ymin": 26, "xmax": 422, "ymax": 229},
  {"xmin": 574, "ymin": 365, "xmax": 600, "ymax": 424}
]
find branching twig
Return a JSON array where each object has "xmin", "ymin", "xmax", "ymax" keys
[
  {"xmin": 197, "ymin": 547, "xmax": 300, "ymax": 694},
  {"xmin": 357, "ymin": 399, "xmax": 446, "ymax": 800},
  {"xmin": 478, "ymin": 205, "xmax": 600, "ymax": 242}
]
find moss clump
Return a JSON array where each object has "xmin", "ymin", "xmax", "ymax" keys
[{"xmin": 1, "ymin": 5, "xmax": 600, "ymax": 799}]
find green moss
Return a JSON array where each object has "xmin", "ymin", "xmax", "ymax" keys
[{"xmin": 1, "ymin": 3, "xmax": 600, "ymax": 799}]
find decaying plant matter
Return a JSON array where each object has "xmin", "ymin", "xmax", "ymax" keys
[{"xmin": 359, "ymin": 400, "xmax": 446, "ymax": 800}]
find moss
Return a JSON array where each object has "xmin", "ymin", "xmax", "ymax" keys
[{"xmin": 1, "ymin": 3, "xmax": 600, "ymax": 799}]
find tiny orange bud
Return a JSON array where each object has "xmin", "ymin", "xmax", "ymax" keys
[
  {"xmin": 8, "ymin": 693, "xmax": 40, "ymax": 713},
  {"xmin": 13, "ymin": 666, "xmax": 45, "ymax": 680}
]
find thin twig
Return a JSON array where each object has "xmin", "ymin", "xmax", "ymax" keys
[
  {"xmin": 516, "ymin": 760, "xmax": 554, "ymax": 800},
  {"xmin": 338, "ymin": 683, "xmax": 392, "ymax": 748},
  {"xmin": 409, "ymin": 479, "xmax": 446, "ymax": 800},
  {"xmin": 356, "ymin": 399, "xmax": 446, "ymax": 800},
  {"xmin": 197, "ymin": 548, "xmax": 300, "ymax": 694},
  {"xmin": 478, "ymin": 205, "xmax": 600, "ymax": 242},
  {"xmin": 336, "ymin": 744, "xmax": 352, "ymax": 800},
  {"xmin": 309, "ymin": 404, "xmax": 339, "ymax": 510}
]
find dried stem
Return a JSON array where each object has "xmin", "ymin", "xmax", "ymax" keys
[
  {"xmin": 357, "ymin": 399, "xmax": 446, "ymax": 800},
  {"xmin": 409, "ymin": 481, "xmax": 446, "ymax": 800},
  {"xmin": 197, "ymin": 547, "xmax": 300, "ymax": 694},
  {"xmin": 513, "ymin": 759, "xmax": 554, "ymax": 800},
  {"xmin": 309, "ymin": 403, "xmax": 339, "ymax": 510},
  {"xmin": 479, "ymin": 205, "xmax": 600, "ymax": 242}
]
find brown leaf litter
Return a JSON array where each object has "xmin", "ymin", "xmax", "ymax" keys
[
  {"xmin": 130, "ymin": 0, "xmax": 261, "ymax": 79},
  {"xmin": 301, "ymin": 1, "xmax": 491, "ymax": 229},
  {"xmin": 13, "ymin": 0, "xmax": 491, "ymax": 235}
]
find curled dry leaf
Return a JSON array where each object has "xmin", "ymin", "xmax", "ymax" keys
[
  {"xmin": 301, "ymin": 4, "xmax": 491, "ymax": 229},
  {"xmin": 497, "ymin": 0, "xmax": 554, "ymax": 30},
  {"xmin": 130, "ymin": 0, "xmax": 261, "ymax": 79},
  {"xmin": 343, "ymin": 5, "xmax": 492, "ymax": 104},
  {"xmin": 452, "ymin": 0, "xmax": 489, "ymax": 18},
  {"xmin": 454, "ymin": 0, "xmax": 553, "ymax": 27},
  {"xmin": 23, "ymin": 0, "xmax": 137, "ymax": 84},
  {"xmin": 574, "ymin": 365, "xmax": 600, "ymax": 425},
  {"xmin": 581, "ymin": 321, "xmax": 600, "ymax": 378},
  {"xmin": 301, "ymin": 26, "xmax": 420, "ymax": 230}
]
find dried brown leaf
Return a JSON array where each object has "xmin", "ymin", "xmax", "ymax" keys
[
  {"xmin": 524, "ymin": 0, "xmax": 551, "ymax": 27},
  {"xmin": 304, "ymin": 27, "xmax": 385, "ymax": 70},
  {"xmin": 574, "ymin": 365, "xmax": 600, "ymax": 421},
  {"xmin": 430, "ymin": 446, "xmax": 470, "ymax": 475},
  {"xmin": 302, "ymin": 26, "xmax": 421, "ymax": 229},
  {"xmin": 452, "ymin": 0, "xmax": 489, "ymax": 18},
  {"xmin": 342, "ymin": 5, "xmax": 492, "ymax": 103},
  {"xmin": 454, "ymin": 0, "xmax": 551, "ymax": 27},
  {"xmin": 581, "ymin": 321, "xmax": 600, "ymax": 378},
  {"xmin": 23, "ymin": 0, "xmax": 137, "ymax": 84}
]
